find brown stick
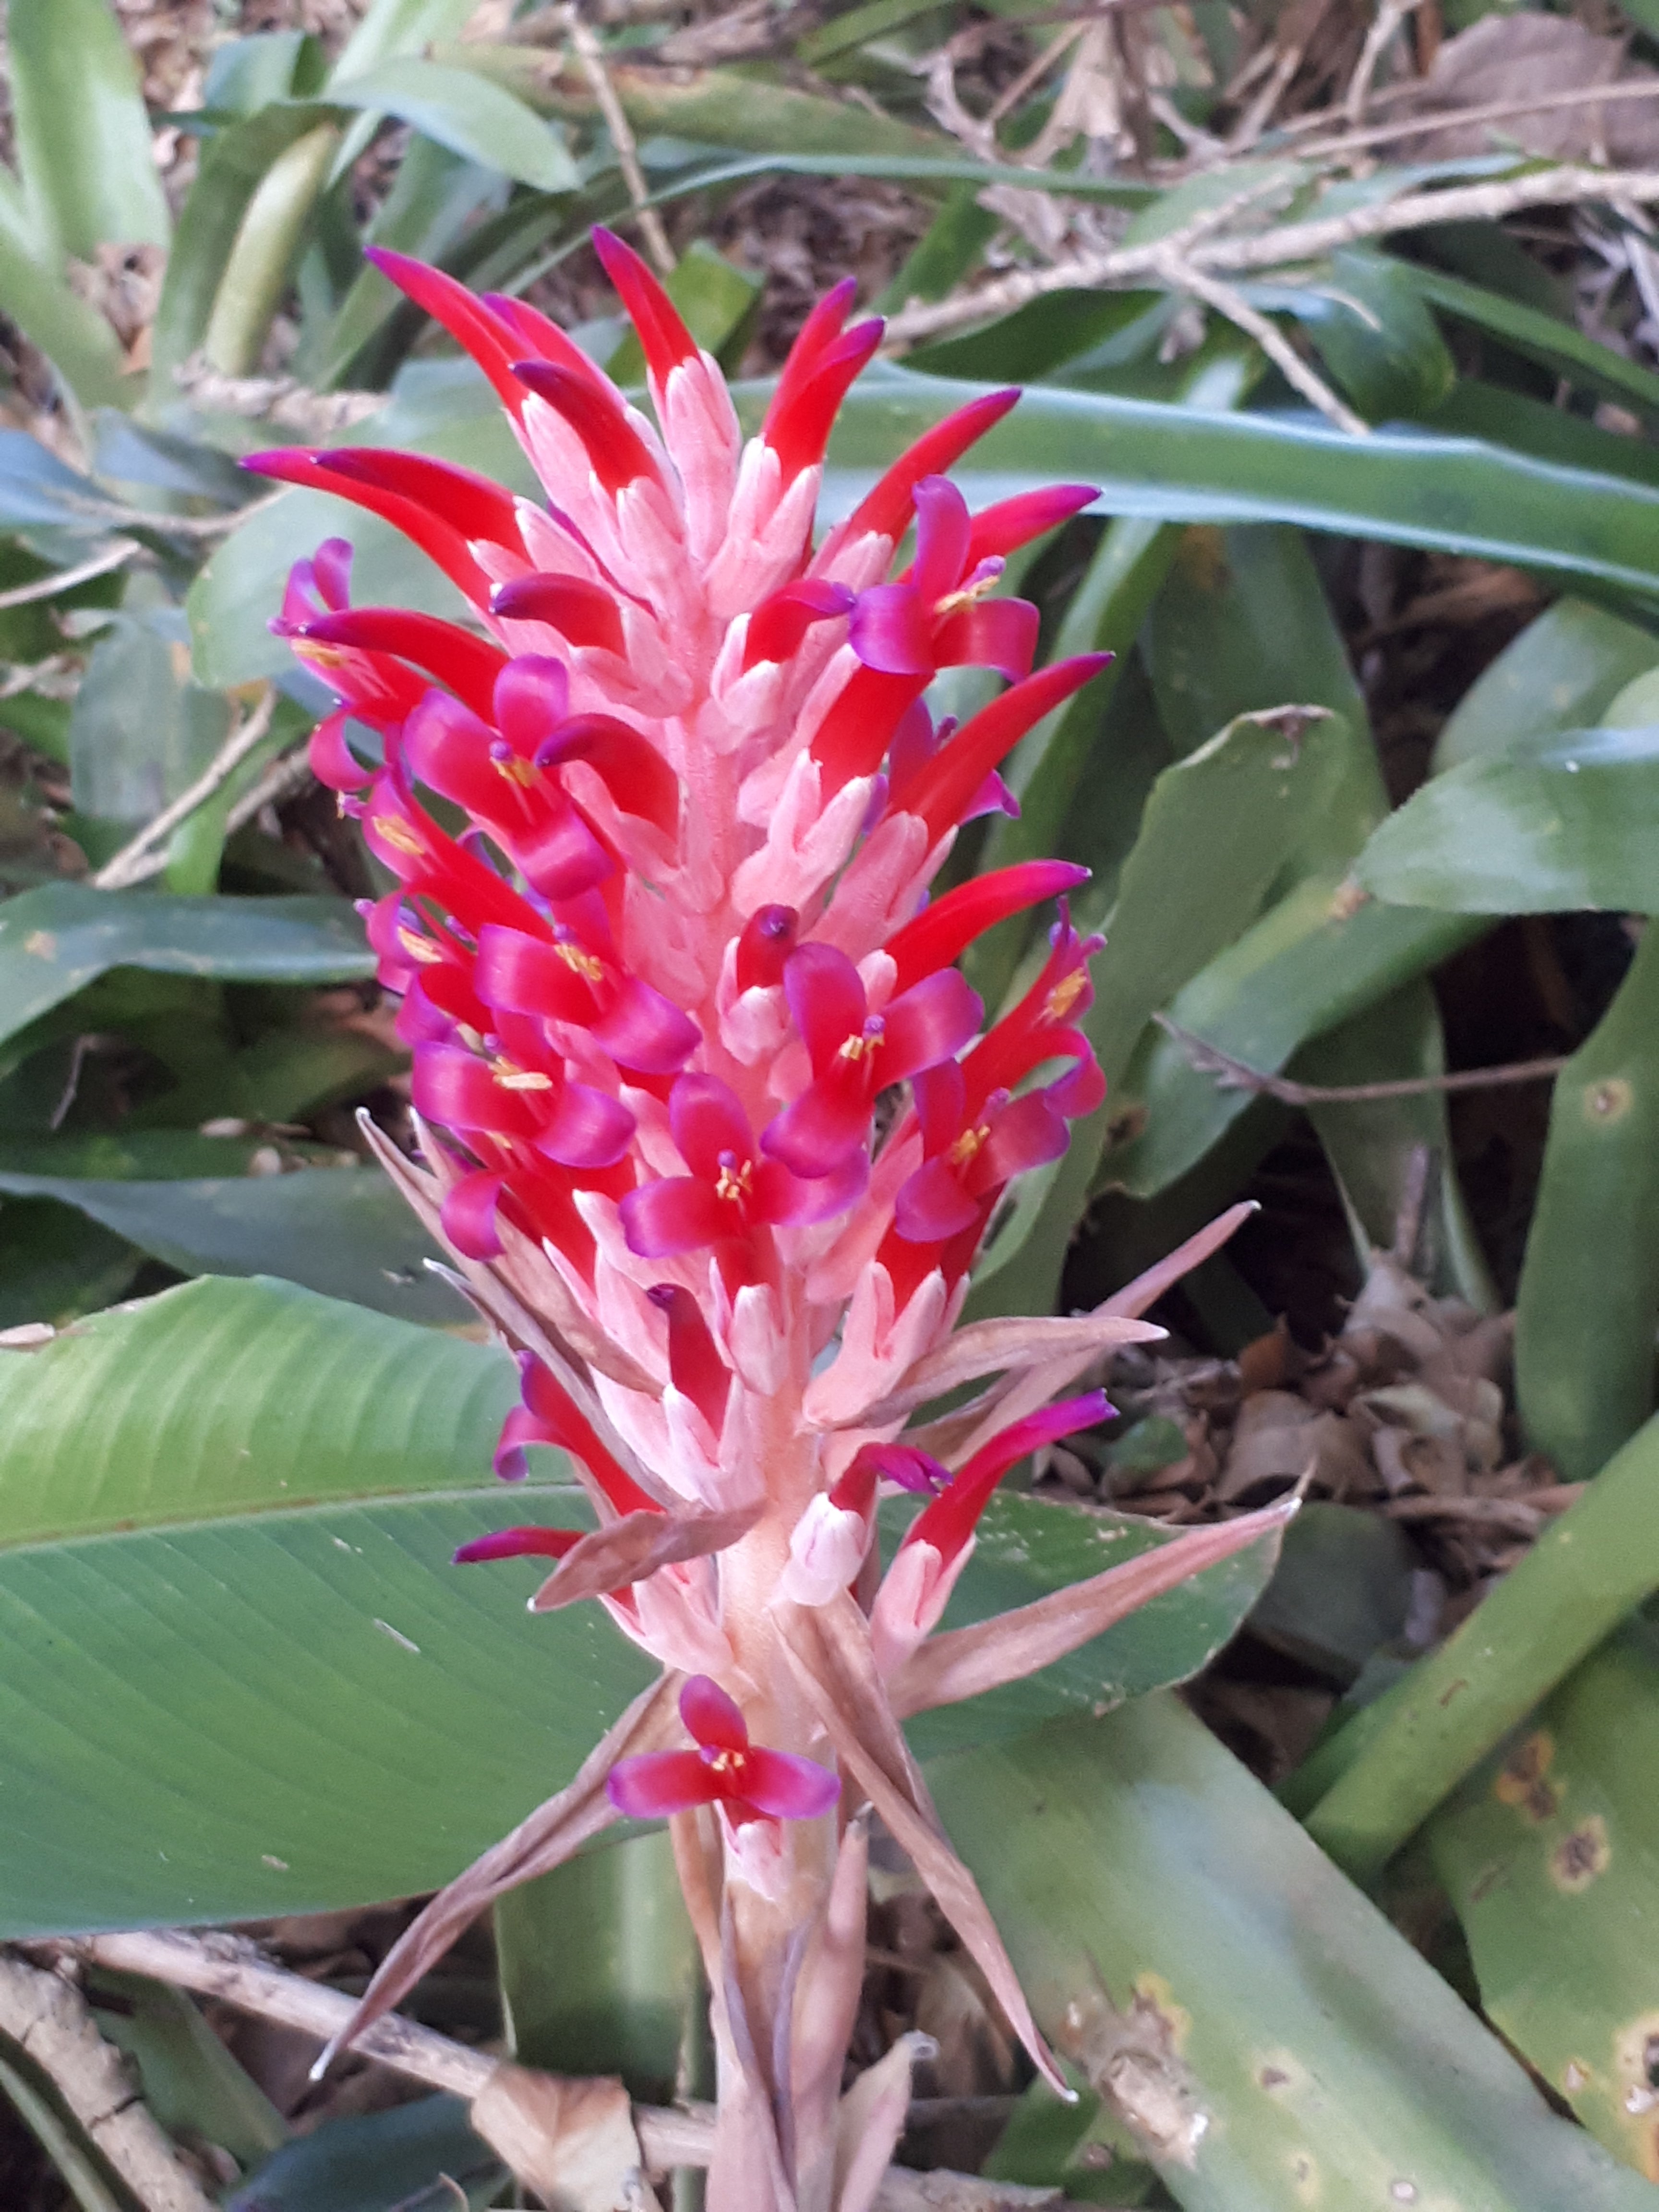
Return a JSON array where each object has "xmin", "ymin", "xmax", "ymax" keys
[{"xmin": 1153, "ymin": 1013, "xmax": 1567, "ymax": 1106}]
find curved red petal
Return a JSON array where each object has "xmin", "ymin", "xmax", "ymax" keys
[
  {"xmin": 299, "ymin": 608, "xmax": 507, "ymax": 722},
  {"xmin": 741, "ymin": 1747, "xmax": 841, "ymax": 1822},
  {"xmin": 513, "ymin": 360, "xmax": 660, "ymax": 494},
  {"xmin": 607, "ymin": 1748, "xmax": 724, "ymax": 1819},
  {"xmin": 454, "ymin": 1525, "xmax": 584, "ymax": 1564},
  {"xmin": 884, "ymin": 861, "xmax": 1089, "ymax": 994},
  {"xmin": 935, "ymin": 595, "xmax": 1039, "ymax": 682},
  {"xmin": 783, "ymin": 940, "xmax": 866, "ymax": 1071},
  {"xmin": 536, "ymin": 1081, "xmax": 636, "ymax": 1170},
  {"xmin": 893, "ymin": 1155, "xmax": 981, "ymax": 1244},
  {"xmin": 669, "ymin": 1073, "xmax": 755, "ymax": 1181},
  {"xmin": 490, "ymin": 572, "xmax": 626, "ymax": 654},
  {"xmin": 619, "ymin": 1174, "xmax": 728, "ymax": 1259},
  {"xmin": 890, "ymin": 653, "xmax": 1111, "ymax": 840},
  {"xmin": 440, "ymin": 1169, "xmax": 505, "ymax": 1260},
  {"xmin": 681, "ymin": 1672, "xmax": 748, "ymax": 1752},
  {"xmin": 879, "ymin": 968, "xmax": 982, "ymax": 1087},
  {"xmin": 593, "ymin": 225, "xmax": 699, "ymax": 387}
]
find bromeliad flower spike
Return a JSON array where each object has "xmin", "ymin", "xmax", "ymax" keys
[{"xmin": 257, "ymin": 231, "xmax": 1293, "ymax": 2212}]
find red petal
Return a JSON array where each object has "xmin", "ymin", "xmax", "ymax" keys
[
  {"xmin": 535, "ymin": 1081, "xmax": 636, "ymax": 1170},
  {"xmin": 904, "ymin": 1391, "xmax": 1111, "ymax": 1565},
  {"xmin": 783, "ymin": 941, "xmax": 866, "ymax": 1072},
  {"xmin": 847, "ymin": 584, "xmax": 934, "ymax": 677},
  {"xmin": 590, "ymin": 977, "xmax": 698, "ymax": 1075},
  {"xmin": 884, "ymin": 861, "xmax": 1089, "ymax": 994},
  {"xmin": 831, "ymin": 389, "xmax": 1019, "ymax": 550},
  {"xmin": 743, "ymin": 579, "xmax": 854, "ymax": 671},
  {"xmin": 440, "ymin": 1169, "xmax": 505, "ymax": 1259},
  {"xmin": 412, "ymin": 1044, "xmax": 547, "ymax": 1139},
  {"xmin": 607, "ymin": 1748, "xmax": 724, "ymax": 1818},
  {"xmin": 474, "ymin": 925, "xmax": 597, "ymax": 1024},
  {"xmin": 490, "ymin": 572, "xmax": 625, "ymax": 654},
  {"xmin": 761, "ymin": 1070, "xmax": 871, "ymax": 1180},
  {"xmin": 893, "ymin": 1156, "xmax": 980, "ymax": 1244},
  {"xmin": 751, "ymin": 1151, "xmax": 866, "ymax": 1228},
  {"xmin": 965, "ymin": 484, "xmax": 1097, "ymax": 566},
  {"xmin": 298, "ymin": 608, "xmax": 507, "ymax": 722},
  {"xmin": 513, "ymin": 360, "xmax": 661, "ymax": 494},
  {"xmin": 681, "ymin": 1672, "xmax": 748, "ymax": 1752},
  {"xmin": 879, "ymin": 968, "xmax": 982, "ymax": 1087},
  {"xmin": 935, "ymin": 595, "xmax": 1039, "ymax": 682},
  {"xmin": 647, "ymin": 1286, "xmax": 731, "ymax": 1429},
  {"xmin": 807, "ymin": 664, "xmax": 930, "ymax": 796},
  {"xmin": 763, "ymin": 318, "xmax": 883, "ymax": 478},
  {"xmin": 539, "ymin": 712, "xmax": 680, "ymax": 836},
  {"xmin": 364, "ymin": 250, "xmax": 534, "ymax": 415},
  {"xmin": 890, "ymin": 654, "xmax": 1110, "ymax": 840},
  {"xmin": 911, "ymin": 477, "xmax": 972, "ymax": 603},
  {"xmin": 619, "ymin": 1174, "xmax": 728, "ymax": 1259},
  {"xmin": 309, "ymin": 709, "xmax": 372, "ymax": 793},
  {"xmin": 734, "ymin": 903, "xmax": 798, "ymax": 992},
  {"xmin": 593, "ymin": 225, "xmax": 699, "ymax": 386},
  {"xmin": 669, "ymin": 1073, "xmax": 755, "ymax": 1181}
]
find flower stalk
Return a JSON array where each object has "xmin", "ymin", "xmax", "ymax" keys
[{"xmin": 258, "ymin": 230, "xmax": 1291, "ymax": 2211}]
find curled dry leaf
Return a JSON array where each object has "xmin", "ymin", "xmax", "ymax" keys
[
  {"xmin": 888, "ymin": 1496, "xmax": 1296, "ymax": 1718},
  {"xmin": 470, "ymin": 2064, "xmax": 648, "ymax": 2212},
  {"xmin": 778, "ymin": 1596, "xmax": 1068, "ymax": 2097},
  {"xmin": 319, "ymin": 1672, "xmax": 682, "ymax": 2070},
  {"xmin": 531, "ymin": 1502, "xmax": 763, "ymax": 1609}
]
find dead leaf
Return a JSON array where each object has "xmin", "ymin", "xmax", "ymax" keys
[
  {"xmin": 778, "ymin": 1596, "xmax": 1068, "ymax": 2097},
  {"xmin": 857, "ymin": 1314, "xmax": 1165, "ymax": 1429},
  {"xmin": 834, "ymin": 2033, "xmax": 935, "ymax": 2212},
  {"xmin": 471, "ymin": 2065, "xmax": 647, "ymax": 2211},
  {"xmin": 889, "ymin": 1498, "xmax": 1294, "ymax": 1717},
  {"xmin": 1395, "ymin": 16, "xmax": 1659, "ymax": 165},
  {"xmin": 530, "ymin": 1502, "xmax": 762, "ymax": 1610},
  {"xmin": 319, "ymin": 1672, "xmax": 681, "ymax": 2069}
]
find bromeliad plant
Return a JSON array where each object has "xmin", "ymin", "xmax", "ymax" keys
[{"xmin": 256, "ymin": 232, "xmax": 1289, "ymax": 2211}]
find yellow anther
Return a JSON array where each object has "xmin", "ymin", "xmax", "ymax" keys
[
  {"xmin": 715, "ymin": 1159, "xmax": 755, "ymax": 1204},
  {"xmin": 947, "ymin": 1122, "xmax": 990, "ymax": 1168},
  {"xmin": 372, "ymin": 815, "xmax": 424, "ymax": 856},
  {"xmin": 493, "ymin": 753, "xmax": 538, "ymax": 788},
  {"xmin": 934, "ymin": 570, "xmax": 999, "ymax": 621},
  {"xmin": 555, "ymin": 940, "xmax": 605, "ymax": 985},
  {"xmin": 708, "ymin": 1749, "xmax": 739, "ymax": 1777},
  {"xmin": 1043, "ymin": 971, "xmax": 1088, "ymax": 1023},
  {"xmin": 837, "ymin": 1031, "xmax": 881, "ymax": 1064},
  {"xmin": 397, "ymin": 926, "xmax": 442, "ymax": 966},
  {"xmin": 491, "ymin": 1057, "xmax": 554, "ymax": 1092}
]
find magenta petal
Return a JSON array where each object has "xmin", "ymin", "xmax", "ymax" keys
[
  {"xmin": 754, "ymin": 1149, "xmax": 866, "ymax": 1228},
  {"xmin": 1049, "ymin": 1052, "xmax": 1107, "ymax": 1120},
  {"xmin": 493, "ymin": 654, "xmax": 571, "ymax": 756},
  {"xmin": 783, "ymin": 941, "xmax": 866, "ymax": 1070},
  {"xmin": 894, "ymin": 1156, "xmax": 981, "ymax": 1244},
  {"xmin": 619, "ymin": 1175, "xmax": 729, "ymax": 1258},
  {"xmin": 536, "ymin": 1081, "xmax": 635, "ymax": 1169},
  {"xmin": 963, "ymin": 769, "xmax": 1019, "ymax": 823},
  {"xmin": 741, "ymin": 1746, "xmax": 841, "ymax": 1822},
  {"xmin": 880, "ymin": 969, "xmax": 982, "ymax": 1085},
  {"xmin": 453, "ymin": 1525, "xmax": 583, "ymax": 1563},
  {"xmin": 960, "ymin": 1391, "xmax": 1113, "ymax": 1491},
  {"xmin": 440, "ymin": 1169, "xmax": 505, "ymax": 1259},
  {"xmin": 975, "ymin": 1091, "xmax": 1070, "ymax": 1190},
  {"xmin": 911, "ymin": 475, "xmax": 973, "ymax": 603},
  {"xmin": 668, "ymin": 1073, "xmax": 753, "ymax": 1180},
  {"xmin": 590, "ymin": 977, "xmax": 699, "ymax": 1074},
  {"xmin": 681, "ymin": 1673, "xmax": 748, "ymax": 1751},
  {"xmin": 863, "ymin": 1443, "xmax": 950, "ymax": 1495},
  {"xmin": 512, "ymin": 797, "xmax": 613, "ymax": 902},
  {"xmin": 412, "ymin": 1044, "xmax": 542, "ymax": 1138},
  {"xmin": 310, "ymin": 710, "xmax": 374, "ymax": 792},
  {"xmin": 913, "ymin": 1059, "xmax": 966, "ymax": 1154},
  {"xmin": 761, "ymin": 1076, "xmax": 870, "ymax": 1180},
  {"xmin": 848, "ymin": 584, "xmax": 934, "ymax": 677},
  {"xmin": 607, "ymin": 1748, "xmax": 724, "ymax": 1819},
  {"xmin": 494, "ymin": 1402, "xmax": 559, "ymax": 1481}
]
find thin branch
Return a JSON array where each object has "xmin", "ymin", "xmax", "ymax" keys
[
  {"xmin": 1284, "ymin": 72, "xmax": 1659, "ymax": 168},
  {"xmin": 0, "ymin": 1951, "xmax": 215, "ymax": 2212},
  {"xmin": 1152, "ymin": 252, "xmax": 1370, "ymax": 432},
  {"xmin": 1344, "ymin": 0, "xmax": 1419, "ymax": 132},
  {"xmin": 224, "ymin": 742, "xmax": 316, "ymax": 836},
  {"xmin": 559, "ymin": 4, "xmax": 676, "ymax": 274},
  {"xmin": 92, "ymin": 686, "xmax": 278, "ymax": 892},
  {"xmin": 1154, "ymin": 1012, "xmax": 1567, "ymax": 1104},
  {"xmin": 0, "ymin": 540, "xmax": 141, "ymax": 611},
  {"xmin": 37, "ymin": 1932, "xmax": 1078, "ymax": 2208},
  {"xmin": 885, "ymin": 163, "xmax": 1659, "ymax": 344}
]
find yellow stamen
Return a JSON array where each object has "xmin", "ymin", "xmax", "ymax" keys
[
  {"xmin": 837, "ymin": 1032, "xmax": 881, "ymax": 1064},
  {"xmin": 493, "ymin": 753, "xmax": 538, "ymax": 789},
  {"xmin": 947, "ymin": 1122, "xmax": 991, "ymax": 1168},
  {"xmin": 715, "ymin": 1159, "xmax": 755, "ymax": 1204},
  {"xmin": 372, "ymin": 816, "xmax": 424, "ymax": 856},
  {"xmin": 397, "ymin": 927, "xmax": 442, "ymax": 966},
  {"xmin": 555, "ymin": 939, "xmax": 606, "ymax": 984}
]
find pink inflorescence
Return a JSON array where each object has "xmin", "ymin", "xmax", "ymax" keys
[{"xmin": 255, "ymin": 230, "xmax": 1113, "ymax": 1847}]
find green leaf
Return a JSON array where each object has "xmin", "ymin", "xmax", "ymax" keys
[
  {"xmin": 7, "ymin": 0, "xmax": 169, "ymax": 263},
  {"xmin": 1247, "ymin": 1502, "xmax": 1413, "ymax": 1687},
  {"xmin": 1433, "ymin": 596, "xmax": 1659, "ymax": 773},
  {"xmin": 227, "ymin": 2097, "xmax": 502, "ymax": 2212},
  {"xmin": 0, "ymin": 1196, "xmax": 139, "ymax": 1327},
  {"xmin": 812, "ymin": 371, "xmax": 1659, "ymax": 600},
  {"xmin": 1515, "ymin": 926, "xmax": 1659, "ymax": 1481},
  {"xmin": 0, "ymin": 1168, "xmax": 464, "ymax": 1325},
  {"xmin": 0, "ymin": 231, "xmax": 131, "ymax": 410},
  {"xmin": 328, "ymin": 59, "xmax": 579, "ymax": 193},
  {"xmin": 888, "ymin": 1488, "xmax": 1283, "ymax": 1764},
  {"xmin": 1266, "ymin": 248, "xmax": 1456, "ymax": 421},
  {"xmin": 798, "ymin": 0, "xmax": 951, "ymax": 64},
  {"xmin": 904, "ymin": 289, "xmax": 1171, "ymax": 384},
  {"xmin": 497, "ymin": 1831, "xmax": 702, "ymax": 2105},
  {"xmin": 203, "ymin": 31, "xmax": 327, "ymax": 115},
  {"xmin": 148, "ymin": 102, "xmax": 338, "ymax": 397},
  {"xmin": 1430, "ymin": 1618, "xmax": 1659, "ymax": 2180},
  {"xmin": 86, "ymin": 1968, "xmax": 287, "ymax": 2172},
  {"xmin": 1357, "ymin": 725, "xmax": 1659, "ymax": 914},
  {"xmin": 0, "ymin": 433, "xmax": 122, "ymax": 531},
  {"xmin": 928, "ymin": 1698, "xmax": 1659, "ymax": 2211},
  {"xmin": 330, "ymin": 0, "xmax": 482, "ymax": 84},
  {"xmin": 1404, "ymin": 261, "xmax": 1659, "ymax": 420},
  {"xmin": 873, "ymin": 184, "xmax": 1001, "ymax": 316},
  {"xmin": 0, "ymin": 882, "xmax": 371, "ymax": 1055},
  {"xmin": 203, "ymin": 120, "xmax": 344, "ymax": 378}
]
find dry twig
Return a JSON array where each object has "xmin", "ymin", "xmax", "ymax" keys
[
  {"xmin": 559, "ymin": 3, "xmax": 676, "ymax": 274},
  {"xmin": 92, "ymin": 685, "xmax": 278, "ymax": 892},
  {"xmin": 0, "ymin": 540, "xmax": 142, "ymax": 611},
  {"xmin": 1150, "ymin": 252, "xmax": 1369, "ymax": 432},
  {"xmin": 1154, "ymin": 1013, "xmax": 1568, "ymax": 1105}
]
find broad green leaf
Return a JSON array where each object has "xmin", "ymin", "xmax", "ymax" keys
[
  {"xmin": 148, "ymin": 102, "xmax": 337, "ymax": 396},
  {"xmin": 1405, "ymin": 261, "xmax": 1659, "ymax": 420},
  {"xmin": 905, "ymin": 289, "xmax": 1172, "ymax": 385},
  {"xmin": 1515, "ymin": 926, "xmax": 1659, "ymax": 1481},
  {"xmin": 798, "ymin": 0, "xmax": 950, "ymax": 64},
  {"xmin": 331, "ymin": 0, "xmax": 482, "ymax": 84},
  {"xmin": 0, "ymin": 1167, "xmax": 462, "ymax": 1325},
  {"xmin": 1430, "ymin": 378, "xmax": 1659, "ymax": 494},
  {"xmin": 1263, "ymin": 248, "xmax": 1456, "ymax": 421},
  {"xmin": 68, "ymin": 614, "xmax": 230, "ymax": 833},
  {"xmin": 1247, "ymin": 1503, "xmax": 1412, "ymax": 1687},
  {"xmin": 203, "ymin": 30, "xmax": 326, "ymax": 115},
  {"xmin": 497, "ymin": 1831, "xmax": 702, "ymax": 2105},
  {"xmin": 0, "ymin": 882, "xmax": 371, "ymax": 1054},
  {"xmin": 0, "ymin": 1275, "xmax": 1272, "ymax": 1933},
  {"xmin": 873, "ymin": 185, "xmax": 1001, "ymax": 316},
  {"xmin": 0, "ymin": 433, "xmax": 122, "ymax": 530},
  {"xmin": 328, "ymin": 60, "xmax": 578, "ymax": 193},
  {"xmin": 203, "ymin": 120, "xmax": 344, "ymax": 378},
  {"xmin": 0, "ymin": 230, "xmax": 131, "ymax": 410},
  {"xmin": 1102, "ymin": 881, "xmax": 1480, "ymax": 1202},
  {"xmin": 227, "ymin": 2097, "xmax": 501, "ymax": 2212},
  {"xmin": 929, "ymin": 1698, "xmax": 1658, "ymax": 2210},
  {"xmin": 1430, "ymin": 1619, "xmax": 1659, "ymax": 2181},
  {"xmin": 1432, "ymin": 597, "xmax": 1659, "ymax": 773},
  {"xmin": 0, "ymin": 1195, "xmax": 138, "ymax": 1327},
  {"xmin": 1357, "ymin": 726, "xmax": 1659, "ymax": 913},
  {"xmin": 8, "ymin": 0, "xmax": 169, "ymax": 263},
  {"xmin": 87, "ymin": 1968, "xmax": 287, "ymax": 2172}
]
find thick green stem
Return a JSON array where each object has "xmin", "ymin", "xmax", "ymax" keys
[
  {"xmin": 1299, "ymin": 1409, "xmax": 1659, "ymax": 1885},
  {"xmin": 203, "ymin": 122, "xmax": 341, "ymax": 377}
]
